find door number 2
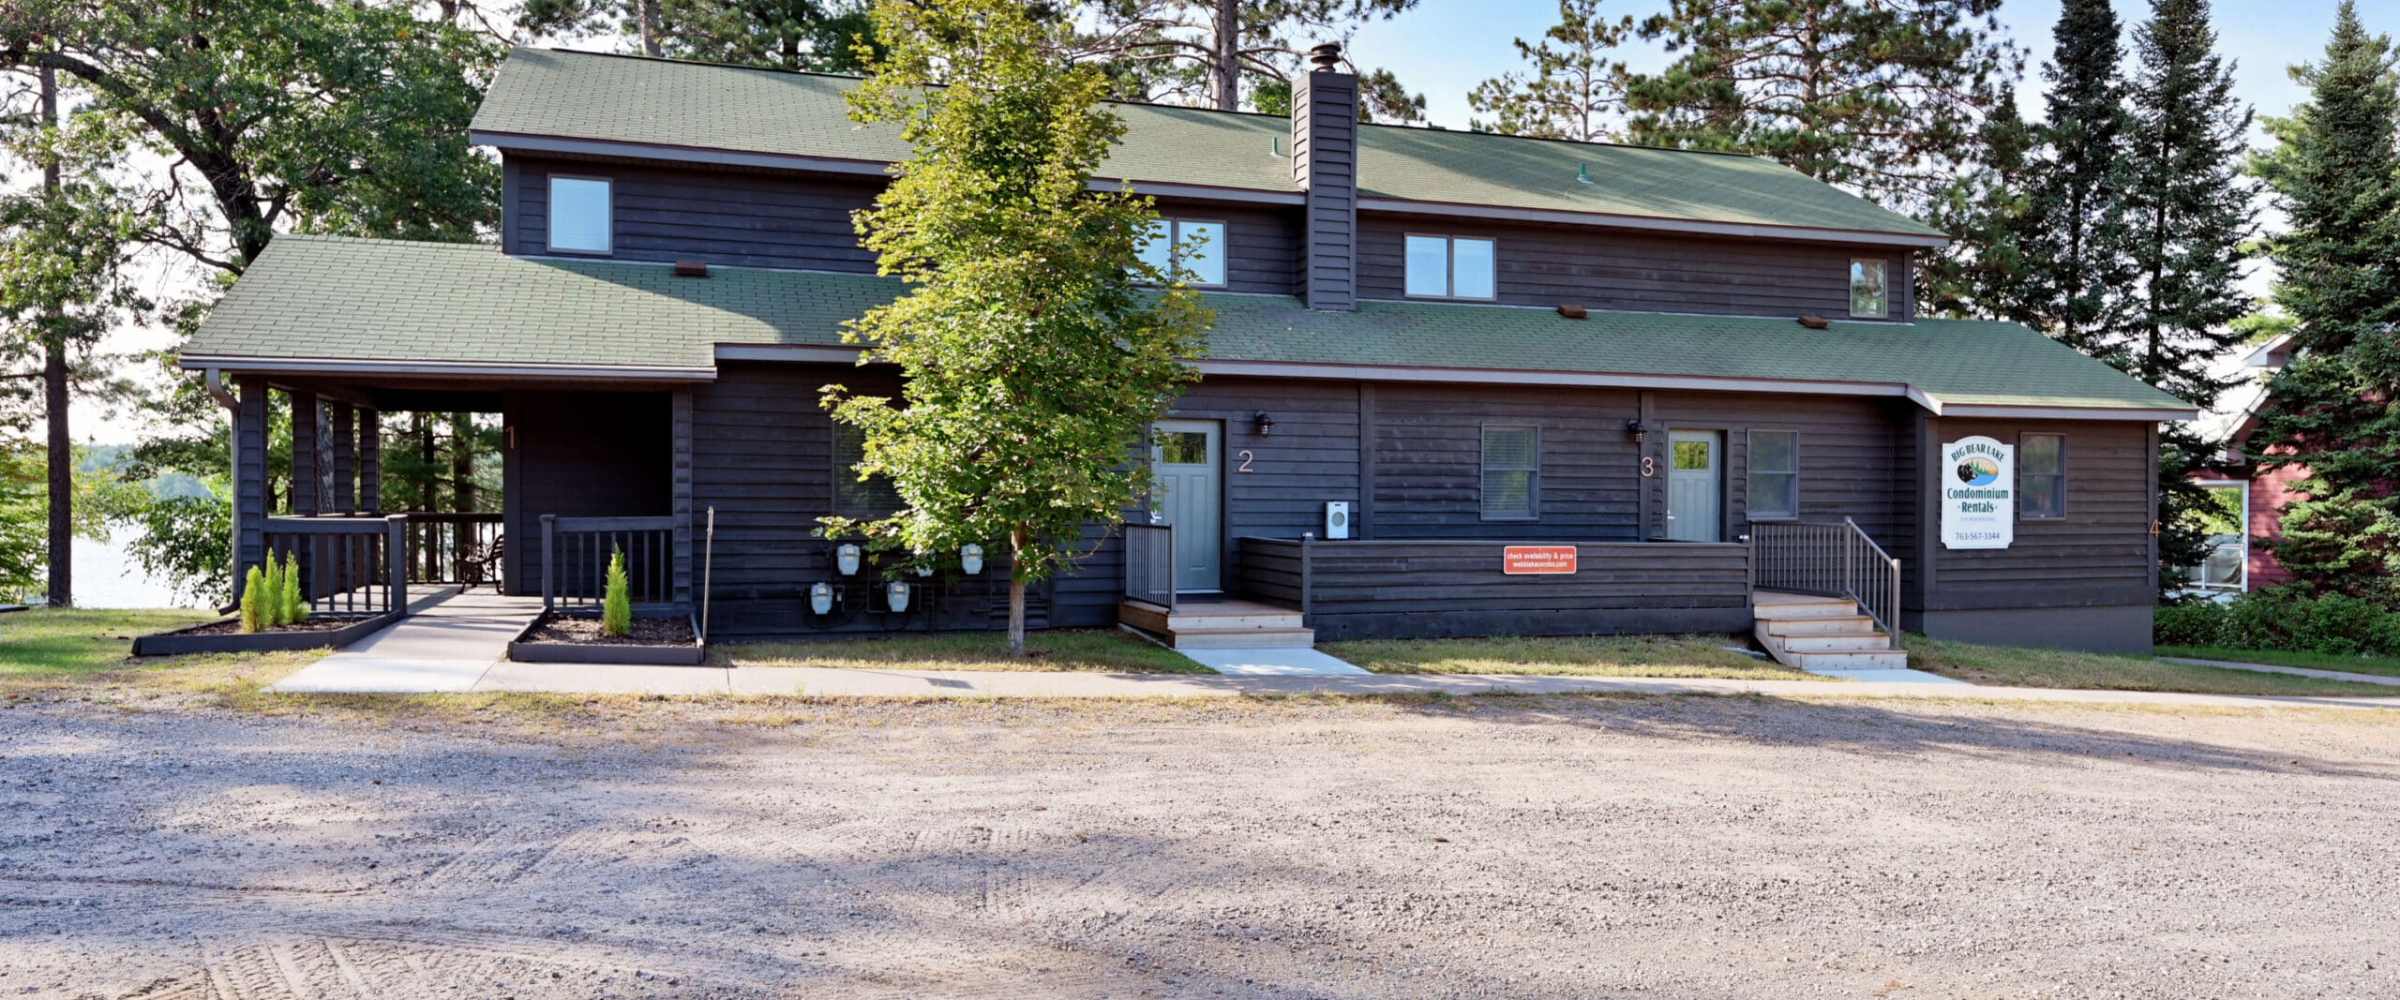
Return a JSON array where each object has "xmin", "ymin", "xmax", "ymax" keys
[{"xmin": 1237, "ymin": 449, "xmax": 1255, "ymax": 473}]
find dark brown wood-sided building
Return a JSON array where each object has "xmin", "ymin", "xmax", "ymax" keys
[{"xmin": 180, "ymin": 47, "xmax": 2192, "ymax": 661}]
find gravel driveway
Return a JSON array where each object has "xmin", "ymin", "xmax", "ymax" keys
[{"xmin": 4, "ymin": 694, "xmax": 2397, "ymax": 999}]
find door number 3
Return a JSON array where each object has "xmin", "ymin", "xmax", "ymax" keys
[
  {"xmin": 1641, "ymin": 455, "xmax": 1657, "ymax": 478},
  {"xmin": 1237, "ymin": 449, "xmax": 1256, "ymax": 473}
]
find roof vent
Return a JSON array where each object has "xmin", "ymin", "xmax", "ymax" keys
[
  {"xmin": 673, "ymin": 259, "xmax": 710, "ymax": 278},
  {"xmin": 1797, "ymin": 314, "xmax": 1829, "ymax": 330},
  {"xmin": 1308, "ymin": 42, "xmax": 1343, "ymax": 70},
  {"xmin": 1272, "ymin": 134, "xmax": 1285, "ymax": 157},
  {"xmin": 1576, "ymin": 163, "xmax": 1593, "ymax": 185},
  {"xmin": 1557, "ymin": 304, "xmax": 1588, "ymax": 320}
]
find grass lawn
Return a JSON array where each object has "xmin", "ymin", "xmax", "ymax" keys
[
  {"xmin": 1323, "ymin": 633, "xmax": 1821, "ymax": 680},
  {"xmin": 2156, "ymin": 644, "xmax": 2400, "ymax": 680},
  {"xmin": 0, "ymin": 607, "xmax": 324, "ymax": 697},
  {"xmin": 1908, "ymin": 636, "xmax": 2400, "ymax": 696},
  {"xmin": 717, "ymin": 628, "xmax": 1212, "ymax": 674}
]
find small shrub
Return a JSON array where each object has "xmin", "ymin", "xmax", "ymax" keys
[
  {"xmin": 282, "ymin": 551, "xmax": 307, "ymax": 624},
  {"xmin": 2153, "ymin": 600, "xmax": 2226, "ymax": 646},
  {"xmin": 2295, "ymin": 593, "xmax": 2387, "ymax": 656},
  {"xmin": 238, "ymin": 566, "xmax": 266, "ymax": 633},
  {"xmin": 602, "ymin": 546, "xmax": 632, "ymax": 638},
  {"xmin": 2218, "ymin": 589, "xmax": 2296, "ymax": 650},
  {"xmin": 260, "ymin": 556, "xmax": 286, "ymax": 627}
]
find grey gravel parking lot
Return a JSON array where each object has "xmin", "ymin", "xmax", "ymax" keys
[{"xmin": 3, "ymin": 693, "xmax": 2397, "ymax": 999}]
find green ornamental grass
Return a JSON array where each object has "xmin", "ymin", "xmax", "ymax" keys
[
  {"xmin": 238, "ymin": 566, "xmax": 266, "ymax": 633},
  {"xmin": 283, "ymin": 551, "xmax": 306, "ymax": 623},
  {"xmin": 260, "ymin": 556, "xmax": 285, "ymax": 627}
]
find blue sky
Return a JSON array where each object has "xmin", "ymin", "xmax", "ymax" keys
[{"xmin": 1348, "ymin": 0, "xmax": 2344, "ymax": 140}]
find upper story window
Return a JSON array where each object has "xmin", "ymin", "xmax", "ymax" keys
[
  {"xmin": 1406, "ymin": 235, "xmax": 1496, "ymax": 300},
  {"xmin": 1849, "ymin": 258, "xmax": 1889, "ymax": 318},
  {"xmin": 1747, "ymin": 429, "xmax": 1799, "ymax": 520},
  {"xmin": 1137, "ymin": 219, "xmax": 1227, "ymax": 287},
  {"xmin": 548, "ymin": 176, "xmax": 613, "ymax": 255},
  {"xmin": 1480, "ymin": 423, "xmax": 1539, "ymax": 521},
  {"xmin": 2019, "ymin": 433, "xmax": 2066, "ymax": 519}
]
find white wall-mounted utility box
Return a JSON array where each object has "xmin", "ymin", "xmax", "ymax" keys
[{"xmin": 1324, "ymin": 501, "xmax": 1352, "ymax": 540}]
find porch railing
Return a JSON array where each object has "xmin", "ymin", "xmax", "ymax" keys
[
  {"xmin": 1123, "ymin": 523, "xmax": 1175, "ymax": 611},
  {"xmin": 1750, "ymin": 518, "xmax": 1901, "ymax": 635},
  {"xmin": 401, "ymin": 512, "xmax": 504, "ymax": 589},
  {"xmin": 262, "ymin": 515, "xmax": 408, "ymax": 617},
  {"xmin": 541, "ymin": 514, "xmax": 677, "ymax": 612}
]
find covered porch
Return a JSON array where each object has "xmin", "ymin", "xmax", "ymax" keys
[{"xmin": 214, "ymin": 370, "xmax": 697, "ymax": 618}]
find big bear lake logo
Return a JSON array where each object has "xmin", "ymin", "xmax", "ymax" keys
[{"xmin": 1954, "ymin": 457, "xmax": 2000, "ymax": 486}]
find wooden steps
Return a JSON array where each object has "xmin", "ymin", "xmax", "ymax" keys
[
  {"xmin": 1120, "ymin": 599, "xmax": 1313, "ymax": 650},
  {"xmin": 1752, "ymin": 591, "xmax": 1907, "ymax": 672}
]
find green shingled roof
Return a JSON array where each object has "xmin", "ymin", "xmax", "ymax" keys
[
  {"xmin": 472, "ymin": 48, "xmax": 1944, "ymax": 240},
  {"xmin": 183, "ymin": 236, "xmax": 2186, "ymax": 415}
]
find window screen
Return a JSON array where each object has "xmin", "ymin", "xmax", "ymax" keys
[
  {"xmin": 1481, "ymin": 424, "xmax": 1539, "ymax": 521},
  {"xmin": 1747, "ymin": 430, "xmax": 1798, "ymax": 519},
  {"xmin": 833, "ymin": 422, "xmax": 902, "ymax": 516},
  {"xmin": 1405, "ymin": 235, "xmax": 1450, "ymax": 297},
  {"xmin": 548, "ymin": 177, "xmax": 612, "ymax": 254},
  {"xmin": 1451, "ymin": 238, "xmax": 1496, "ymax": 299},
  {"xmin": 2020, "ymin": 433, "xmax": 2065, "ymax": 519},
  {"xmin": 1179, "ymin": 221, "xmax": 1226, "ymax": 286}
]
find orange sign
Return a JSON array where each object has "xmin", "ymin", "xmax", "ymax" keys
[{"xmin": 1503, "ymin": 545, "xmax": 1578, "ymax": 575}]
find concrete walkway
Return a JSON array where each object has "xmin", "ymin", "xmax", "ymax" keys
[
  {"xmin": 2162, "ymin": 656, "xmax": 2400, "ymax": 688},
  {"xmin": 270, "ymin": 588, "xmax": 539, "ymax": 694},
  {"xmin": 1177, "ymin": 646, "xmax": 1370, "ymax": 676}
]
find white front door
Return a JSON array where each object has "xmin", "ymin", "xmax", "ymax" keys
[
  {"xmin": 1151, "ymin": 420, "xmax": 1222, "ymax": 593},
  {"xmin": 1667, "ymin": 430, "xmax": 1723, "ymax": 542}
]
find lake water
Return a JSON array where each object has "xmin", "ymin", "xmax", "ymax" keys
[{"xmin": 71, "ymin": 532, "xmax": 196, "ymax": 610}]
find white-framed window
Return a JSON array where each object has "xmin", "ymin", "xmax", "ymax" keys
[
  {"xmin": 1405, "ymin": 235, "xmax": 1497, "ymax": 300},
  {"xmin": 548, "ymin": 176, "xmax": 614, "ymax": 255},
  {"xmin": 1849, "ymin": 258, "xmax": 1889, "ymax": 318},
  {"xmin": 1480, "ymin": 423, "xmax": 1539, "ymax": 521},
  {"xmin": 1136, "ymin": 219, "xmax": 1228, "ymax": 287},
  {"xmin": 2175, "ymin": 480, "xmax": 2249, "ymax": 595},
  {"xmin": 1747, "ymin": 429, "xmax": 1799, "ymax": 520},
  {"xmin": 2019, "ymin": 432, "xmax": 2066, "ymax": 519}
]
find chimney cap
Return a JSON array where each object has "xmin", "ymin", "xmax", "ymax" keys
[{"xmin": 1308, "ymin": 42, "xmax": 1343, "ymax": 71}]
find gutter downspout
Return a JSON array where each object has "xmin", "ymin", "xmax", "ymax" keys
[{"xmin": 205, "ymin": 369, "xmax": 242, "ymax": 613}]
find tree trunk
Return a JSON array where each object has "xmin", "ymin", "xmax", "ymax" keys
[
  {"xmin": 638, "ymin": 0, "xmax": 664, "ymax": 57},
  {"xmin": 40, "ymin": 65, "xmax": 70, "ymax": 608},
  {"xmin": 1007, "ymin": 527, "xmax": 1029, "ymax": 655},
  {"xmin": 415, "ymin": 413, "xmax": 436, "ymax": 579},
  {"xmin": 450, "ymin": 412, "xmax": 475, "ymax": 573},
  {"xmin": 1212, "ymin": 0, "xmax": 1241, "ymax": 111}
]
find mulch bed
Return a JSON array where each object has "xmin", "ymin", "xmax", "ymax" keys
[
  {"xmin": 178, "ymin": 617, "xmax": 370, "ymax": 636},
  {"xmin": 526, "ymin": 616, "xmax": 697, "ymax": 647}
]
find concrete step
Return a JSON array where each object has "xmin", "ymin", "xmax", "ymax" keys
[
  {"xmin": 1778, "ymin": 633, "xmax": 1892, "ymax": 653},
  {"xmin": 1171, "ymin": 627, "xmax": 1317, "ymax": 650},
  {"xmin": 1753, "ymin": 600, "xmax": 1862, "ymax": 621},
  {"xmin": 1789, "ymin": 649, "xmax": 1909, "ymax": 671},
  {"xmin": 1764, "ymin": 616, "xmax": 1880, "ymax": 637}
]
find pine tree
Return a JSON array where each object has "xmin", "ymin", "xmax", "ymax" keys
[
  {"xmin": 2127, "ymin": 0, "xmax": 2259, "ymax": 591},
  {"xmin": 260, "ymin": 554, "xmax": 286, "ymax": 627},
  {"xmin": 1917, "ymin": 85, "xmax": 2041, "ymax": 319},
  {"xmin": 282, "ymin": 551, "xmax": 306, "ymax": 624},
  {"xmin": 1621, "ymin": 0, "xmax": 2020, "ymax": 213},
  {"xmin": 602, "ymin": 546, "xmax": 632, "ymax": 638},
  {"xmin": 2012, "ymin": 0, "xmax": 2140, "ymax": 363},
  {"xmin": 1466, "ymin": 0, "xmax": 1633, "ymax": 142},
  {"xmin": 2248, "ymin": 1, "xmax": 2400, "ymax": 596}
]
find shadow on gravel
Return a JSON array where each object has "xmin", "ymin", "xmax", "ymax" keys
[{"xmin": 1385, "ymin": 693, "xmax": 2400, "ymax": 780}]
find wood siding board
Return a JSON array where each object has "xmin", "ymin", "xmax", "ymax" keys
[
  {"xmin": 1248, "ymin": 538, "xmax": 1752, "ymax": 641},
  {"xmin": 1923, "ymin": 419, "xmax": 2155, "ymax": 612},
  {"xmin": 506, "ymin": 390, "xmax": 675, "ymax": 598},
  {"xmin": 289, "ymin": 390, "xmax": 319, "ymax": 516},
  {"xmin": 234, "ymin": 375, "xmax": 269, "ymax": 601}
]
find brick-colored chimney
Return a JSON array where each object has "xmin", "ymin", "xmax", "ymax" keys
[{"xmin": 1291, "ymin": 43, "xmax": 1357, "ymax": 311}]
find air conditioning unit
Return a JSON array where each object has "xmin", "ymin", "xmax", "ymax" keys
[{"xmin": 1324, "ymin": 501, "xmax": 1352, "ymax": 540}]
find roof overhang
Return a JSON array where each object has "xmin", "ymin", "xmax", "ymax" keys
[
  {"xmin": 179, "ymin": 354, "xmax": 718, "ymax": 383},
  {"xmin": 473, "ymin": 130, "xmax": 1308, "ymax": 206},
  {"xmin": 1353, "ymin": 197, "xmax": 1951, "ymax": 249},
  {"xmin": 716, "ymin": 347, "xmax": 2187, "ymax": 421}
]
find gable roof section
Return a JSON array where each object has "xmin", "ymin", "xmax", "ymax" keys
[
  {"xmin": 181, "ymin": 236, "xmax": 2189, "ymax": 418},
  {"xmin": 470, "ymin": 48, "xmax": 1945, "ymax": 244}
]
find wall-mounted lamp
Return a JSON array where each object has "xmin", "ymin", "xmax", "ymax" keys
[
  {"xmin": 836, "ymin": 543, "xmax": 861, "ymax": 576},
  {"xmin": 1254, "ymin": 411, "xmax": 1277, "ymax": 437},
  {"xmin": 810, "ymin": 581, "xmax": 835, "ymax": 615},
  {"xmin": 885, "ymin": 580, "xmax": 912, "ymax": 614},
  {"xmin": 961, "ymin": 543, "xmax": 985, "ymax": 575},
  {"xmin": 1625, "ymin": 418, "xmax": 1650, "ymax": 445}
]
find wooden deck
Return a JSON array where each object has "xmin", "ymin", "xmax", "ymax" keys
[{"xmin": 1119, "ymin": 598, "xmax": 1315, "ymax": 650}]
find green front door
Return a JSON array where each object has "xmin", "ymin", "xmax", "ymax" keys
[{"xmin": 1151, "ymin": 420, "xmax": 1222, "ymax": 593}]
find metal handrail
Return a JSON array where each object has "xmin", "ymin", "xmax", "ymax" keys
[{"xmin": 1750, "ymin": 518, "xmax": 1902, "ymax": 636}]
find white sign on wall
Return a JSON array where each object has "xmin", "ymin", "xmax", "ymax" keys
[{"xmin": 1941, "ymin": 435, "xmax": 2014, "ymax": 550}]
